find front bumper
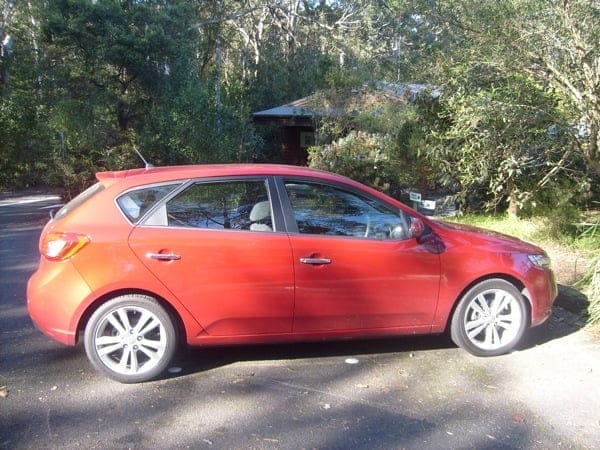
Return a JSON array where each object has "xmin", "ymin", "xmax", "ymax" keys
[{"xmin": 527, "ymin": 267, "xmax": 558, "ymax": 327}]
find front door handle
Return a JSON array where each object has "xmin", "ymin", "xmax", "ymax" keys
[
  {"xmin": 300, "ymin": 257, "xmax": 331, "ymax": 265},
  {"xmin": 146, "ymin": 252, "xmax": 182, "ymax": 261}
]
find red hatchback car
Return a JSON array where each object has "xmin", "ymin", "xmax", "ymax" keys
[{"xmin": 28, "ymin": 164, "xmax": 557, "ymax": 382}]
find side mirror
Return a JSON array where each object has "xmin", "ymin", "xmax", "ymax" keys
[{"xmin": 409, "ymin": 217, "xmax": 425, "ymax": 239}]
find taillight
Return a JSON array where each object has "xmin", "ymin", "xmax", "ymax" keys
[{"xmin": 41, "ymin": 232, "xmax": 90, "ymax": 261}]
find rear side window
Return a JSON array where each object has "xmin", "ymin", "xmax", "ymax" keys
[
  {"xmin": 117, "ymin": 184, "xmax": 179, "ymax": 223},
  {"xmin": 54, "ymin": 182, "xmax": 105, "ymax": 221},
  {"xmin": 160, "ymin": 180, "xmax": 273, "ymax": 231}
]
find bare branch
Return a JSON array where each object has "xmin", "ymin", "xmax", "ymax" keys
[{"xmin": 192, "ymin": 6, "xmax": 262, "ymax": 30}]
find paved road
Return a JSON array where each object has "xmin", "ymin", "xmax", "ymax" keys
[{"xmin": 1, "ymin": 192, "xmax": 599, "ymax": 449}]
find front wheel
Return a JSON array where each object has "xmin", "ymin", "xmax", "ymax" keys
[
  {"xmin": 450, "ymin": 279, "xmax": 528, "ymax": 356},
  {"xmin": 84, "ymin": 294, "xmax": 178, "ymax": 383}
]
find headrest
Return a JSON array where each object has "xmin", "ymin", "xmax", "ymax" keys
[{"xmin": 250, "ymin": 201, "xmax": 271, "ymax": 221}]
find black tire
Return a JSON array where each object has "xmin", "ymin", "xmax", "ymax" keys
[
  {"xmin": 84, "ymin": 294, "xmax": 178, "ymax": 383},
  {"xmin": 450, "ymin": 279, "xmax": 528, "ymax": 356}
]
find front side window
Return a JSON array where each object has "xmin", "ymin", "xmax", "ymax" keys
[
  {"xmin": 163, "ymin": 179, "xmax": 273, "ymax": 231},
  {"xmin": 284, "ymin": 181, "xmax": 410, "ymax": 240}
]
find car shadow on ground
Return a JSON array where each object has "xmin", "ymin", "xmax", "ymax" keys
[
  {"xmin": 168, "ymin": 286, "xmax": 589, "ymax": 380},
  {"xmin": 171, "ymin": 333, "xmax": 457, "ymax": 379}
]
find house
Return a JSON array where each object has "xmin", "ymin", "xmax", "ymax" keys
[{"xmin": 251, "ymin": 82, "xmax": 440, "ymax": 165}]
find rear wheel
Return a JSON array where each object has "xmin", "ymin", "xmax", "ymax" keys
[
  {"xmin": 84, "ymin": 294, "xmax": 177, "ymax": 383},
  {"xmin": 450, "ymin": 279, "xmax": 528, "ymax": 356}
]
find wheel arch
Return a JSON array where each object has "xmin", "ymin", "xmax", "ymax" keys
[
  {"xmin": 75, "ymin": 289, "xmax": 188, "ymax": 346},
  {"xmin": 443, "ymin": 273, "xmax": 532, "ymax": 333}
]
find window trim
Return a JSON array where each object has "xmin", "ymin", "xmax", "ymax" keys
[{"xmin": 136, "ymin": 176, "xmax": 286, "ymax": 233}]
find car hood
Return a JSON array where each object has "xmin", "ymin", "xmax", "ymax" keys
[{"xmin": 432, "ymin": 220, "xmax": 545, "ymax": 254}]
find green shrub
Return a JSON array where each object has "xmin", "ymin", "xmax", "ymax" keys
[
  {"xmin": 576, "ymin": 220, "xmax": 600, "ymax": 323},
  {"xmin": 308, "ymin": 130, "xmax": 433, "ymax": 198},
  {"xmin": 586, "ymin": 255, "xmax": 600, "ymax": 324},
  {"xmin": 308, "ymin": 131, "xmax": 400, "ymax": 194}
]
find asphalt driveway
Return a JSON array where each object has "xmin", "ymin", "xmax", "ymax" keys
[{"xmin": 1, "ymin": 191, "xmax": 599, "ymax": 449}]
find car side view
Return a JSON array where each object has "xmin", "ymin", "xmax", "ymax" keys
[{"xmin": 27, "ymin": 164, "xmax": 557, "ymax": 383}]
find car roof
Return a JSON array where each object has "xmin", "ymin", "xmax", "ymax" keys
[
  {"xmin": 94, "ymin": 164, "xmax": 408, "ymax": 212},
  {"xmin": 96, "ymin": 164, "xmax": 356, "ymax": 188}
]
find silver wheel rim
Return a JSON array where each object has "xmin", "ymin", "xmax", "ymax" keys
[
  {"xmin": 463, "ymin": 288, "xmax": 522, "ymax": 351},
  {"xmin": 93, "ymin": 306, "xmax": 167, "ymax": 376}
]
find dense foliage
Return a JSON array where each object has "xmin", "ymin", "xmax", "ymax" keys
[
  {"xmin": 587, "ymin": 255, "xmax": 600, "ymax": 324},
  {"xmin": 576, "ymin": 220, "xmax": 600, "ymax": 323},
  {"xmin": 1, "ymin": 0, "xmax": 599, "ymax": 211}
]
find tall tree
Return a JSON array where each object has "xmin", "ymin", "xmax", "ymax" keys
[
  {"xmin": 434, "ymin": 0, "xmax": 600, "ymax": 178},
  {"xmin": 373, "ymin": 0, "xmax": 599, "ymax": 213},
  {"xmin": 0, "ymin": 0, "xmax": 16, "ymax": 86},
  {"xmin": 41, "ymin": 1, "xmax": 202, "ymax": 165},
  {"xmin": 511, "ymin": 0, "xmax": 599, "ymax": 177}
]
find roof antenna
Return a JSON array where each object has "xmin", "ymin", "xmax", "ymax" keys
[{"xmin": 133, "ymin": 146, "xmax": 154, "ymax": 169}]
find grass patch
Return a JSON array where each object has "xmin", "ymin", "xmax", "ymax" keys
[
  {"xmin": 445, "ymin": 213, "xmax": 600, "ymax": 250},
  {"xmin": 445, "ymin": 214, "xmax": 541, "ymax": 240}
]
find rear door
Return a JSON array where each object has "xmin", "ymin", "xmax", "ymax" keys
[{"xmin": 127, "ymin": 178, "xmax": 295, "ymax": 336}]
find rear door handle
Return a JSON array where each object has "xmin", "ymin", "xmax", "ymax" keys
[
  {"xmin": 300, "ymin": 257, "xmax": 331, "ymax": 265},
  {"xmin": 146, "ymin": 252, "xmax": 181, "ymax": 261}
]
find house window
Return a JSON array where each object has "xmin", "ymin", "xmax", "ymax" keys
[{"xmin": 300, "ymin": 132, "xmax": 315, "ymax": 148}]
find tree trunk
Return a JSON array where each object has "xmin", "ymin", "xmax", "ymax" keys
[{"xmin": 507, "ymin": 197, "xmax": 519, "ymax": 219}]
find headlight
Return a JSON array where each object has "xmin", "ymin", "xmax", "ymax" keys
[{"xmin": 528, "ymin": 254, "xmax": 551, "ymax": 269}]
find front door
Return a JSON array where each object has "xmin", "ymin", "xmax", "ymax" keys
[{"xmin": 282, "ymin": 180, "xmax": 441, "ymax": 332}]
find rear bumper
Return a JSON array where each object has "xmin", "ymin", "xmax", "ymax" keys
[{"xmin": 27, "ymin": 259, "xmax": 93, "ymax": 345}]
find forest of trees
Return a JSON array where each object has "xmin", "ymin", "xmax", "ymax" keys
[{"xmin": 1, "ymin": 0, "xmax": 598, "ymax": 214}]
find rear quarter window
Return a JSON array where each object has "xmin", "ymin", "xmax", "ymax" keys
[{"xmin": 117, "ymin": 184, "xmax": 180, "ymax": 223}]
